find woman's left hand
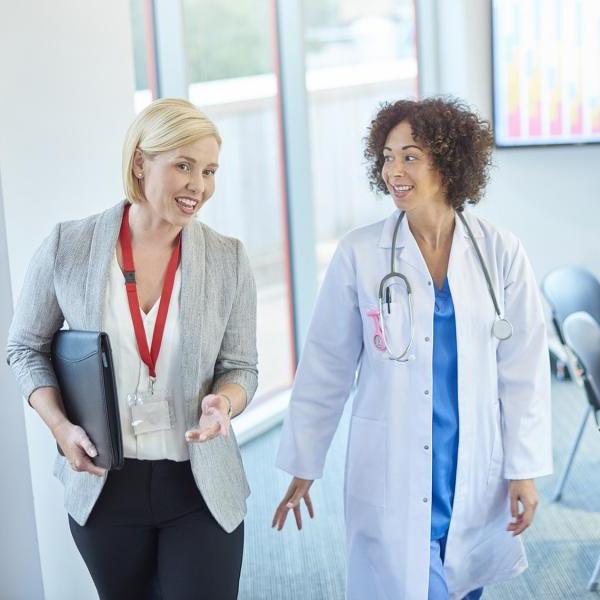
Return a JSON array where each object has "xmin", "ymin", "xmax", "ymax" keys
[
  {"xmin": 185, "ymin": 394, "xmax": 230, "ymax": 443},
  {"xmin": 507, "ymin": 479, "xmax": 539, "ymax": 536}
]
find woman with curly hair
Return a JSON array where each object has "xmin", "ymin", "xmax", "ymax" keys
[{"xmin": 273, "ymin": 97, "xmax": 551, "ymax": 599}]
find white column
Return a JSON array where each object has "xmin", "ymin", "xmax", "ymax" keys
[
  {"xmin": 0, "ymin": 172, "xmax": 44, "ymax": 600},
  {"xmin": 0, "ymin": 1, "xmax": 137, "ymax": 598}
]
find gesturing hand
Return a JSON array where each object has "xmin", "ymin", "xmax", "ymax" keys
[
  {"xmin": 52, "ymin": 421, "xmax": 106, "ymax": 477},
  {"xmin": 272, "ymin": 477, "xmax": 315, "ymax": 531},
  {"xmin": 507, "ymin": 479, "xmax": 539, "ymax": 536},
  {"xmin": 185, "ymin": 394, "xmax": 230, "ymax": 443}
]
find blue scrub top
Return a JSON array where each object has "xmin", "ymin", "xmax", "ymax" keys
[{"xmin": 430, "ymin": 277, "xmax": 460, "ymax": 541}]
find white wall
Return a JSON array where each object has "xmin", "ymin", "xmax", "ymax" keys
[
  {"xmin": 0, "ymin": 2, "xmax": 136, "ymax": 598},
  {"xmin": 420, "ymin": 0, "xmax": 600, "ymax": 282},
  {"xmin": 0, "ymin": 174, "xmax": 44, "ymax": 600}
]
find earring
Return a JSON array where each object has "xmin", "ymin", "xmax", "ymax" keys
[{"xmin": 136, "ymin": 173, "xmax": 143, "ymax": 179}]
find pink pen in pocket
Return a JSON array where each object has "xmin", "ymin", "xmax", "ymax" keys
[{"xmin": 367, "ymin": 309, "xmax": 386, "ymax": 352}]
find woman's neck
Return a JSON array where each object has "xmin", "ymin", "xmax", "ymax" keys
[
  {"xmin": 406, "ymin": 203, "xmax": 455, "ymax": 250},
  {"xmin": 128, "ymin": 202, "xmax": 182, "ymax": 248}
]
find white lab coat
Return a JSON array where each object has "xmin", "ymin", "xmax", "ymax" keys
[{"xmin": 276, "ymin": 210, "xmax": 552, "ymax": 600}]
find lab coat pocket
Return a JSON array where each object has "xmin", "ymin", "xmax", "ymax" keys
[
  {"xmin": 487, "ymin": 401, "xmax": 504, "ymax": 484},
  {"xmin": 347, "ymin": 415, "xmax": 387, "ymax": 507},
  {"xmin": 361, "ymin": 301, "xmax": 412, "ymax": 362}
]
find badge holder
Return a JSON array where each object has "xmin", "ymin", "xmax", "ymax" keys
[{"xmin": 128, "ymin": 380, "xmax": 175, "ymax": 436}]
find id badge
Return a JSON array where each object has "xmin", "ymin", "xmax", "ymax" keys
[{"xmin": 129, "ymin": 390, "xmax": 175, "ymax": 436}]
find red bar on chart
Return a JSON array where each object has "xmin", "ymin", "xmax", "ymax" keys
[
  {"xmin": 508, "ymin": 112, "xmax": 520, "ymax": 137},
  {"xmin": 550, "ymin": 101, "xmax": 562, "ymax": 135},
  {"xmin": 592, "ymin": 102, "xmax": 600, "ymax": 133},
  {"xmin": 571, "ymin": 105, "xmax": 583, "ymax": 135},
  {"xmin": 529, "ymin": 103, "xmax": 541, "ymax": 136}
]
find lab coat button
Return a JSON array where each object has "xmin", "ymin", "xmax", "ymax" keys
[
  {"xmin": 424, "ymin": 445, "xmax": 430, "ymax": 450},
  {"xmin": 424, "ymin": 390, "xmax": 430, "ymax": 395},
  {"xmin": 425, "ymin": 336, "xmax": 430, "ymax": 342},
  {"xmin": 423, "ymin": 497, "xmax": 428, "ymax": 503}
]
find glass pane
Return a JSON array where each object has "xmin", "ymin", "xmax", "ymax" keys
[
  {"xmin": 305, "ymin": 0, "xmax": 416, "ymax": 68},
  {"xmin": 182, "ymin": 0, "xmax": 272, "ymax": 83},
  {"xmin": 182, "ymin": 0, "xmax": 294, "ymax": 399},
  {"xmin": 303, "ymin": 0, "xmax": 419, "ymax": 275}
]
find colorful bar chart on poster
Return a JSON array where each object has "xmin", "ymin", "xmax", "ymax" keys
[{"xmin": 492, "ymin": 0, "xmax": 600, "ymax": 147}]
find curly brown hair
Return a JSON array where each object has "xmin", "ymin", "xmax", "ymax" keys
[{"xmin": 364, "ymin": 97, "xmax": 494, "ymax": 210}]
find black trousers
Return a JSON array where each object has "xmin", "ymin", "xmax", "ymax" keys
[{"xmin": 69, "ymin": 459, "xmax": 244, "ymax": 600}]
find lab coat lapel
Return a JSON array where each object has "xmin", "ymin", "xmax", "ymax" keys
[
  {"xmin": 180, "ymin": 221, "xmax": 206, "ymax": 426},
  {"xmin": 453, "ymin": 210, "xmax": 484, "ymax": 254},
  {"xmin": 447, "ymin": 210, "xmax": 487, "ymax": 490},
  {"xmin": 447, "ymin": 216, "xmax": 471, "ymax": 444},
  {"xmin": 377, "ymin": 210, "xmax": 431, "ymax": 281},
  {"xmin": 447, "ymin": 210, "xmax": 486, "ymax": 344},
  {"xmin": 84, "ymin": 201, "xmax": 124, "ymax": 330}
]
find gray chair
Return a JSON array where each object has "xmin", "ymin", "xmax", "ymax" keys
[
  {"xmin": 541, "ymin": 267, "xmax": 600, "ymax": 501},
  {"xmin": 563, "ymin": 311, "xmax": 600, "ymax": 591}
]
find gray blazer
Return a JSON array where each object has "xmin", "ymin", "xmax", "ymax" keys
[{"xmin": 6, "ymin": 201, "xmax": 258, "ymax": 532}]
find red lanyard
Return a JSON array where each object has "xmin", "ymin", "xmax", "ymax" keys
[{"xmin": 118, "ymin": 204, "xmax": 181, "ymax": 382}]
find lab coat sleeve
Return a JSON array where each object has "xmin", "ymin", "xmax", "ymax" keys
[
  {"xmin": 497, "ymin": 238, "xmax": 553, "ymax": 480},
  {"xmin": 276, "ymin": 240, "xmax": 363, "ymax": 480}
]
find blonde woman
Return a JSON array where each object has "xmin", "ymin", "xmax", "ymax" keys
[{"xmin": 7, "ymin": 99, "xmax": 257, "ymax": 599}]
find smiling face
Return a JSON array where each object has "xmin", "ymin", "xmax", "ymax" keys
[
  {"xmin": 133, "ymin": 136, "xmax": 220, "ymax": 227},
  {"xmin": 381, "ymin": 121, "xmax": 447, "ymax": 212}
]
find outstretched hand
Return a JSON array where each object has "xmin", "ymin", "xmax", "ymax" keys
[{"xmin": 185, "ymin": 394, "xmax": 230, "ymax": 443}]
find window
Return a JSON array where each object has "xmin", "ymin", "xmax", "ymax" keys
[
  {"xmin": 130, "ymin": 0, "xmax": 155, "ymax": 112},
  {"xmin": 130, "ymin": 0, "xmax": 296, "ymax": 399},
  {"xmin": 304, "ymin": 0, "xmax": 419, "ymax": 274},
  {"xmin": 128, "ymin": 0, "xmax": 419, "ymax": 402}
]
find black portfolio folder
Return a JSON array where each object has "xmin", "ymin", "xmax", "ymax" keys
[{"xmin": 51, "ymin": 330, "xmax": 124, "ymax": 470}]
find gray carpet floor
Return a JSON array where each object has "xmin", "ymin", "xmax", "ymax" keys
[{"xmin": 238, "ymin": 379, "xmax": 600, "ymax": 599}]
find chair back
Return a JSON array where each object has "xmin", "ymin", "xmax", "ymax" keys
[
  {"xmin": 563, "ymin": 312, "xmax": 600, "ymax": 412},
  {"xmin": 541, "ymin": 267, "xmax": 600, "ymax": 344}
]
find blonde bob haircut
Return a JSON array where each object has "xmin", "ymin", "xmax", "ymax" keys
[{"xmin": 122, "ymin": 98, "xmax": 221, "ymax": 203}]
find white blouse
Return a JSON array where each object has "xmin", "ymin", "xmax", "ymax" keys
[{"xmin": 103, "ymin": 252, "xmax": 189, "ymax": 461}]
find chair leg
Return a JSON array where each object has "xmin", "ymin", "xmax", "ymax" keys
[
  {"xmin": 552, "ymin": 404, "xmax": 592, "ymax": 502},
  {"xmin": 587, "ymin": 552, "xmax": 600, "ymax": 591}
]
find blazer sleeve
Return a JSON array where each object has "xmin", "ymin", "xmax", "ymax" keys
[
  {"xmin": 497, "ymin": 238, "xmax": 553, "ymax": 480},
  {"xmin": 211, "ymin": 239, "xmax": 258, "ymax": 405},
  {"xmin": 6, "ymin": 223, "xmax": 65, "ymax": 402},
  {"xmin": 276, "ymin": 240, "xmax": 363, "ymax": 480}
]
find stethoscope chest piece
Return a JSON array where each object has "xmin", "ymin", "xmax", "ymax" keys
[{"xmin": 492, "ymin": 318, "xmax": 513, "ymax": 341}]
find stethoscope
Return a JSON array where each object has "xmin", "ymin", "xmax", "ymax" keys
[{"xmin": 376, "ymin": 211, "xmax": 513, "ymax": 362}]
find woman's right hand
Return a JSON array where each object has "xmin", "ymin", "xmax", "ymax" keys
[
  {"xmin": 272, "ymin": 477, "xmax": 314, "ymax": 531},
  {"xmin": 52, "ymin": 421, "xmax": 106, "ymax": 477}
]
